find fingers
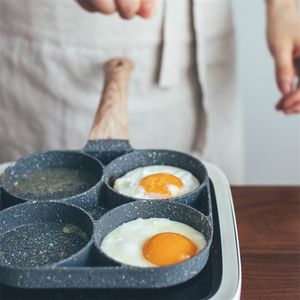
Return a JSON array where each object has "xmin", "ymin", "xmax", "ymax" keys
[
  {"xmin": 285, "ymin": 102, "xmax": 300, "ymax": 114},
  {"xmin": 275, "ymin": 88, "xmax": 300, "ymax": 114},
  {"xmin": 137, "ymin": 0, "xmax": 157, "ymax": 19},
  {"xmin": 77, "ymin": 0, "xmax": 157, "ymax": 19},
  {"xmin": 115, "ymin": 0, "xmax": 141, "ymax": 19},
  {"xmin": 78, "ymin": 0, "xmax": 117, "ymax": 14},
  {"xmin": 273, "ymin": 43, "xmax": 295, "ymax": 95},
  {"xmin": 283, "ymin": 88, "xmax": 300, "ymax": 113},
  {"xmin": 76, "ymin": 0, "xmax": 97, "ymax": 12},
  {"xmin": 76, "ymin": 0, "xmax": 95, "ymax": 12},
  {"xmin": 275, "ymin": 55, "xmax": 300, "ymax": 115}
]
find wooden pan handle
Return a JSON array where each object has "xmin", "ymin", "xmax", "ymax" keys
[{"xmin": 89, "ymin": 58, "xmax": 134, "ymax": 140}]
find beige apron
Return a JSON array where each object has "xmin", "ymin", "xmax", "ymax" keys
[{"xmin": 0, "ymin": 0, "xmax": 244, "ymax": 183}]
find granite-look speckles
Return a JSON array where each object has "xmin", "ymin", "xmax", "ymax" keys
[
  {"xmin": 0, "ymin": 150, "xmax": 103, "ymax": 209},
  {"xmin": 0, "ymin": 202, "xmax": 94, "ymax": 268},
  {"xmin": 0, "ymin": 140, "xmax": 214, "ymax": 289},
  {"xmin": 83, "ymin": 139, "xmax": 133, "ymax": 165}
]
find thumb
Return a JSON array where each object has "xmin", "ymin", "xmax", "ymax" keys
[
  {"xmin": 274, "ymin": 44, "xmax": 295, "ymax": 95},
  {"xmin": 138, "ymin": 0, "xmax": 157, "ymax": 19}
]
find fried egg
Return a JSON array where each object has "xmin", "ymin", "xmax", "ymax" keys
[
  {"xmin": 113, "ymin": 165, "xmax": 200, "ymax": 199},
  {"xmin": 100, "ymin": 218, "xmax": 206, "ymax": 267}
]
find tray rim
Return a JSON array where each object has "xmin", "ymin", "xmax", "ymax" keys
[{"xmin": 203, "ymin": 161, "xmax": 241, "ymax": 300}]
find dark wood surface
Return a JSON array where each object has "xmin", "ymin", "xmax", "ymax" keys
[{"xmin": 232, "ymin": 186, "xmax": 300, "ymax": 300}]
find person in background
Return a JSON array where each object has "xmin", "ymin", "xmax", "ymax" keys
[{"xmin": 0, "ymin": 0, "xmax": 299, "ymax": 184}]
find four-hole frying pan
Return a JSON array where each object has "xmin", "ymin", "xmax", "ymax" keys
[{"xmin": 0, "ymin": 58, "xmax": 213, "ymax": 289}]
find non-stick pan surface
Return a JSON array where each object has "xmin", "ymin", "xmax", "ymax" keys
[{"xmin": 0, "ymin": 201, "xmax": 94, "ymax": 268}]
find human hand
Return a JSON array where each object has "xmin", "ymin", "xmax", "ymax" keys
[
  {"xmin": 77, "ymin": 0, "xmax": 157, "ymax": 19},
  {"xmin": 266, "ymin": 0, "xmax": 300, "ymax": 114}
]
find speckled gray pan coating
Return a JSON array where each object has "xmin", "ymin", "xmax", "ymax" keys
[
  {"xmin": 0, "ymin": 140, "xmax": 132, "ymax": 209},
  {"xmin": 0, "ymin": 201, "xmax": 94, "ymax": 269},
  {"xmin": 0, "ymin": 139, "xmax": 214, "ymax": 289},
  {"xmin": 0, "ymin": 200, "xmax": 213, "ymax": 289},
  {"xmin": 0, "ymin": 150, "xmax": 103, "ymax": 209},
  {"xmin": 84, "ymin": 139, "xmax": 133, "ymax": 165}
]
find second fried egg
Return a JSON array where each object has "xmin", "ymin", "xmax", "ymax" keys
[{"xmin": 113, "ymin": 165, "xmax": 199, "ymax": 199}]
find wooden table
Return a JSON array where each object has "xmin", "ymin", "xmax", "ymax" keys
[{"xmin": 232, "ymin": 186, "xmax": 300, "ymax": 300}]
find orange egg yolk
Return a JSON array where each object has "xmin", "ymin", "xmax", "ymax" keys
[
  {"xmin": 139, "ymin": 173, "xmax": 183, "ymax": 197},
  {"xmin": 143, "ymin": 232, "xmax": 198, "ymax": 266}
]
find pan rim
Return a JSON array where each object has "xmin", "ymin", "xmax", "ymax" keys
[{"xmin": 0, "ymin": 149, "xmax": 104, "ymax": 202}]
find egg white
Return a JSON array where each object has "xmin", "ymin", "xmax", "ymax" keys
[
  {"xmin": 113, "ymin": 165, "xmax": 200, "ymax": 199},
  {"xmin": 100, "ymin": 218, "xmax": 207, "ymax": 268}
]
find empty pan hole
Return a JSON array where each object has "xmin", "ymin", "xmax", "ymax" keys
[{"xmin": 0, "ymin": 222, "xmax": 89, "ymax": 267}]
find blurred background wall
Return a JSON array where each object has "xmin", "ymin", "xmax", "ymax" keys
[{"xmin": 232, "ymin": 0, "xmax": 300, "ymax": 184}]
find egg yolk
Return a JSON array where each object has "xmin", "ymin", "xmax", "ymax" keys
[
  {"xmin": 139, "ymin": 173, "xmax": 183, "ymax": 197},
  {"xmin": 143, "ymin": 232, "xmax": 198, "ymax": 266}
]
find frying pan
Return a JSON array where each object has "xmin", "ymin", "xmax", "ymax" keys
[
  {"xmin": 0, "ymin": 57, "xmax": 209, "ymax": 212},
  {"xmin": 0, "ymin": 57, "xmax": 213, "ymax": 288}
]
